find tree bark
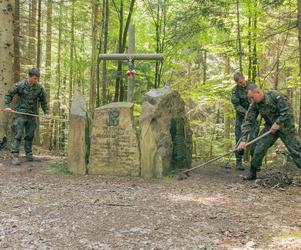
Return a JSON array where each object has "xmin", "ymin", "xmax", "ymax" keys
[
  {"xmin": 28, "ymin": 0, "xmax": 37, "ymax": 66},
  {"xmin": 118, "ymin": 0, "xmax": 135, "ymax": 101},
  {"xmin": 247, "ymin": 2, "xmax": 252, "ymax": 80},
  {"xmin": 36, "ymin": 0, "xmax": 42, "ymax": 69},
  {"xmin": 298, "ymin": 0, "xmax": 301, "ymax": 135},
  {"xmin": 224, "ymin": 57, "xmax": 231, "ymax": 152},
  {"xmin": 251, "ymin": 3, "xmax": 258, "ymax": 83},
  {"xmin": 146, "ymin": 0, "xmax": 166, "ymax": 88},
  {"xmin": 14, "ymin": 0, "xmax": 20, "ymax": 82},
  {"xmin": 96, "ymin": 0, "xmax": 105, "ymax": 107},
  {"xmin": 42, "ymin": 0, "xmax": 52, "ymax": 149},
  {"xmin": 102, "ymin": 0, "xmax": 109, "ymax": 105},
  {"xmin": 52, "ymin": 0, "xmax": 63, "ymax": 150},
  {"xmin": 236, "ymin": 0, "xmax": 243, "ymax": 72},
  {"xmin": 89, "ymin": 0, "xmax": 100, "ymax": 115},
  {"xmin": 69, "ymin": 0, "xmax": 75, "ymax": 110},
  {"xmin": 114, "ymin": 0, "xmax": 123, "ymax": 102},
  {"xmin": 274, "ymin": 49, "xmax": 280, "ymax": 90},
  {"xmin": 33, "ymin": 0, "xmax": 42, "ymax": 146},
  {"xmin": 0, "ymin": 1, "xmax": 15, "ymax": 140},
  {"xmin": 202, "ymin": 50, "xmax": 207, "ymax": 83}
]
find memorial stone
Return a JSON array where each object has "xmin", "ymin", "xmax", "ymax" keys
[
  {"xmin": 68, "ymin": 92, "xmax": 87, "ymax": 174},
  {"xmin": 89, "ymin": 102, "xmax": 140, "ymax": 176},
  {"xmin": 140, "ymin": 87, "xmax": 192, "ymax": 177}
]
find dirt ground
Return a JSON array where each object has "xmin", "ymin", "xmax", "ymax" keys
[{"xmin": 1, "ymin": 151, "xmax": 301, "ymax": 250}]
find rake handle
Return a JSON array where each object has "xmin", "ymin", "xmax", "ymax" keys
[
  {"xmin": 181, "ymin": 130, "xmax": 272, "ymax": 174},
  {"xmin": 0, "ymin": 108, "xmax": 63, "ymax": 121}
]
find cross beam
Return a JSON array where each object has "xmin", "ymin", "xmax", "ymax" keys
[
  {"xmin": 98, "ymin": 53, "xmax": 164, "ymax": 102},
  {"xmin": 98, "ymin": 54, "xmax": 164, "ymax": 61},
  {"xmin": 98, "ymin": 25, "xmax": 164, "ymax": 102}
]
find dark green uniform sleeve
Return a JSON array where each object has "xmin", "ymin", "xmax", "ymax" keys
[
  {"xmin": 38, "ymin": 87, "xmax": 48, "ymax": 115},
  {"xmin": 241, "ymin": 103, "xmax": 259, "ymax": 141},
  {"xmin": 274, "ymin": 94, "xmax": 290, "ymax": 125},
  {"xmin": 4, "ymin": 84, "xmax": 19, "ymax": 108},
  {"xmin": 231, "ymin": 88, "xmax": 247, "ymax": 116}
]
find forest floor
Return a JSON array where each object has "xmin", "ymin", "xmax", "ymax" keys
[{"xmin": 1, "ymin": 149, "xmax": 301, "ymax": 250}]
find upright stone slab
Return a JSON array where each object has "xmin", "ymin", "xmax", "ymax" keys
[
  {"xmin": 140, "ymin": 87, "xmax": 192, "ymax": 178},
  {"xmin": 89, "ymin": 102, "xmax": 140, "ymax": 176},
  {"xmin": 68, "ymin": 91, "xmax": 87, "ymax": 175}
]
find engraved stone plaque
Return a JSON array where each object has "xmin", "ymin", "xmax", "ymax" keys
[{"xmin": 89, "ymin": 102, "xmax": 140, "ymax": 176}]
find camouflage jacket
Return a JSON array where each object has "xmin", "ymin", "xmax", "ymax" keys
[
  {"xmin": 241, "ymin": 90, "xmax": 295, "ymax": 141},
  {"xmin": 5, "ymin": 80, "xmax": 48, "ymax": 115},
  {"xmin": 231, "ymin": 81, "xmax": 252, "ymax": 119}
]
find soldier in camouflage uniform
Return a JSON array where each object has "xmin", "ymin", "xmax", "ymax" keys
[
  {"xmin": 231, "ymin": 72, "xmax": 258, "ymax": 170},
  {"xmin": 238, "ymin": 84, "xmax": 301, "ymax": 180},
  {"xmin": 4, "ymin": 68, "xmax": 49, "ymax": 165}
]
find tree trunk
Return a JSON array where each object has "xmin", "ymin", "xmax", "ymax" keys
[
  {"xmin": 42, "ymin": 0, "xmax": 52, "ymax": 149},
  {"xmin": 119, "ymin": 0, "xmax": 135, "ymax": 101},
  {"xmin": 14, "ymin": 0, "xmax": 20, "ymax": 83},
  {"xmin": 0, "ymin": 0, "xmax": 15, "ymax": 140},
  {"xmin": 102, "ymin": 0, "xmax": 109, "ymax": 105},
  {"xmin": 96, "ymin": 0, "xmax": 105, "ymax": 107},
  {"xmin": 274, "ymin": 49, "xmax": 280, "ymax": 90},
  {"xmin": 247, "ymin": 2, "xmax": 252, "ymax": 80},
  {"xmin": 236, "ymin": 0, "xmax": 243, "ymax": 72},
  {"xmin": 89, "ymin": 0, "xmax": 100, "ymax": 116},
  {"xmin": 154, "ymin": 2, "xmax": 160, "ymax": 89},
  {"xmin": 251, "ymin": 1, "xmax": 258, "ymax": 83},
  {"xmin": 36, "ymin": 0, "xmax": 41, "ymax": 69},
  {"xmin": 114, "ymin": 0, "xmax": 123, "ymax": 102},
  {"xmin": 69, "ymin": 0, "xmax": 75, "ymax": 111},
  {"xmin": 52, "ymin": 0, "xmax": 63, "ymax": 150},
  {"xmin": 202, "ymin": 50, "xmax": 207, "ymax": 83},
  {"xmin": 152, "ymin": 0, "xmax": 166, "ymax": 88},
  {"xmin": 28, "ymin": 0, "xmax": 37, "ymax": 66},
  {"xmin": 298, "ymin": 0, "xmax": 301, "ymax": 135},
  {"xmin": 224, "ymin": 57, "xmax": 231, "ymax": 152},
  {"xmin": 33, "ymin": 0, "xmax": 42, "ymax": 146}
]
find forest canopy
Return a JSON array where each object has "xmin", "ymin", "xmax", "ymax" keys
[{"xmin": 0, "ymin": 0, "xmax": 301, "ymax": 157}]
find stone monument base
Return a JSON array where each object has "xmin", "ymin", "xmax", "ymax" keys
[{"xmin": 140, "ymin": 87, "xmax": 192, "ymax": 177}]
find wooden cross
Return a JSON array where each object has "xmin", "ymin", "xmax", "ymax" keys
[{"xmin": 99, "ymin": 24, "xmax": 164, "ymax": 102}]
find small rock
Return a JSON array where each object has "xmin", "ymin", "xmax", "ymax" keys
[{"xmin": 246, "ymin": 240, "xmax": 255, "ymax": 249}]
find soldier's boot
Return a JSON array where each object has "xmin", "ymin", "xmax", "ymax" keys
[
  {"xmin": 243, "ymin": 167, "xmax": 257, "ymax": 181},
  {"xmin": 25, "ymin": 153, "xmax": 33, "ymax": 162},
  {"xmin": 24, "ymin": 139, "xmax": 34, "ymax": 161},
  {"xmin": 236, "ymin": 159, "xmax": 245, "ymax": 171},
  {"xmin": 11, "ymin": 154, "xmax": 21, "ymax": 166},
  {"xmin": 0, "ymin": 136, "xmax": 7, "ymax": 149}
]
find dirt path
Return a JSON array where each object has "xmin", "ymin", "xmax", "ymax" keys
[{"xmin": 1, "ymin": 154, "xmax": 301, "ymax": 249}]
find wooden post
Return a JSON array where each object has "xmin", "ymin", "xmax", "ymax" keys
[{"xmin": 127, "ymin": 24, "xmax": 135, "ymax": 102}]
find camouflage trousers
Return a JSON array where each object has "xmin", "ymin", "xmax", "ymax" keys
[
  {"xmin": 235, "ymin": 117, "xmax": 259, "ymax": 161},
  {"xmin": 251, "ymin": 125, "xmax": 301, "ymax": 170},
  {"xmin": 11, "ymin": 115, "xmax": 36, "ymax": 156}
]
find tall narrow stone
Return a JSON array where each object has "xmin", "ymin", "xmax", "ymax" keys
[
  {"xmin": 67, "ymin": 91, "xmax": 87, "ymax": 175},
  {"xmin": 140, "ymin": 87, "xmax": 192, "ymax": 177},
  {"xmin": 89, "ymin": 102, "xmax": 140, "ymax": 176}
]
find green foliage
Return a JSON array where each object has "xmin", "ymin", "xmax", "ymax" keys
[
  {"xmin": 18, "ymin": 0, "xmax": 301, "ymax": 158},
  {"xmin": 278, "ymin": 228, "xmax": 301, "ymax": 240},
  {"xmin": 45, "ymin": 159, "xmax": 70, "ymax": 175}
]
